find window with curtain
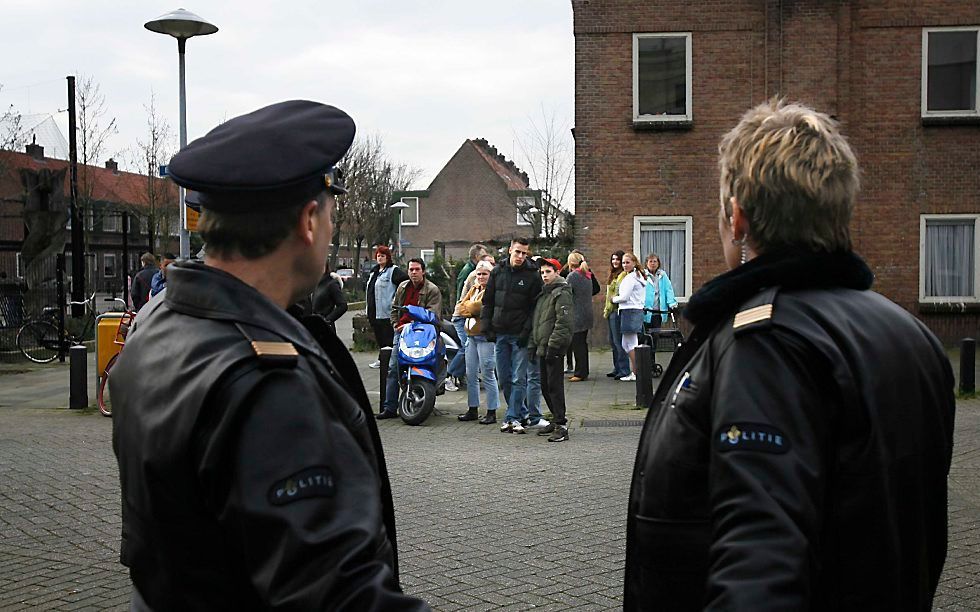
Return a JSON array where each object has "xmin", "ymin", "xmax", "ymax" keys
[
  {"xmin": 922, "ymin": 216, "xmax": 978, "ymax": 300},
  {"xmin": 636, "ymin": 217, "xmax": 691, "ymax": 299}
]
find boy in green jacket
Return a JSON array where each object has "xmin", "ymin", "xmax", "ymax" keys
[{"xmin": 527, "ymin": 258, "xmax": 573, "ymax": 442}]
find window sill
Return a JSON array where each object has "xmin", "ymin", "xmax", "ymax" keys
[
  {"xmin": 632, "ymin": 119, "xmax": 693, "ymax": 132},
  {"xmin": 918, "ymin": 301, "xmax": 980, "ymax": 313},
  {"xmin": 921, "ymin": 115, "xmax": 980, "ymax": 127}
]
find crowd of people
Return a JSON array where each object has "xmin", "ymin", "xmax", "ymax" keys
[{"xmin": 362, "ymin": 235, "xmax": 682, "ymax": 443}]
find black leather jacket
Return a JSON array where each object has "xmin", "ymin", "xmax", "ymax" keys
[
  {"xmin": 625, "ymin": 250, "xmax": 955, "ymax": 611},
  {"xmin": 111, "ymin": 261, "xmax": 429, "ymax": 611}
]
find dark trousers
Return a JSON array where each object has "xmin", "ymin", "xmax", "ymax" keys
[
  {"xmin": 370, "ymin": 318, "xmax": 394, "ymax": 353},
  {"xmin": 539, "ymin": 355, "xmax": 568, "ymax": 425},
  {"xmin": 570, "ymin": 330, "xmax": 589, "ymax": 378}
]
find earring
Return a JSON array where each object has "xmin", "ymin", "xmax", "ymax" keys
[{"xmin": 731, "ymin": 238, "xmax": 748, "ymax": 265}]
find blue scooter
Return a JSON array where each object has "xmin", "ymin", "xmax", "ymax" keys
[{"xmin": 396, "ymin": 305, "xmax": 461, "ymax": 425}]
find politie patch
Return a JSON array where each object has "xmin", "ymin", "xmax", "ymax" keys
[
  {"xmin": 714, "ymin": 423, "xmax": 790, "ymax": 454},
  {"xmin": 268, "ymin": 466, "xmax": 337, "ymax": 506}
]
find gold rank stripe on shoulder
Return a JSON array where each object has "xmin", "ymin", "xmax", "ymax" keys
[
  {"xmin": 251, "ymin": 341, "xmax": 299, "ymax": 357},
  {"xmin": 733, "ymin": 304, "xmax": 773, "ymax": 329}
]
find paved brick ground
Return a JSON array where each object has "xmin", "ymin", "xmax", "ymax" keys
[{"xmin": 0, "ymin": 313, "xmax": 977, "ymax": 610}]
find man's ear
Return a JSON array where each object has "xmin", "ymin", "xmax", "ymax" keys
[
  {"xmin": 296, "ymin": 200, "xmax": 319, "ymax": 246},
  {"xmin": 730, "ymin": 197, "xmax": 749, "ymax": 242}
]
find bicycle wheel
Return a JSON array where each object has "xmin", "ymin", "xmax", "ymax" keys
[
  {"xmin": 17, "ymin": 321, "xmax": 60, "ymax": 363},
  {"xmin": 98, "ymin": 353, "xmax": 119, "ymax": 417}
]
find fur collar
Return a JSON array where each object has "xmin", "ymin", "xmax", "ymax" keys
[{"xmin": 684, "ymin": 249, "xmax": 874, "ymax": 327}]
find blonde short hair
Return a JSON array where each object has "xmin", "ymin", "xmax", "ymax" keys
[
  {"xmin": 718, "ymin": 99, "xmax": 859, "ymax": 252},
  {"xmin": 475, "ymin": 260, "xmax": 494, "ymax": 273}
]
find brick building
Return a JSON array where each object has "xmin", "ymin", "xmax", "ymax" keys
[
  {"xmin": 572, "ymin": 0, "xmax": 980, "ymax": 343},
  {"xmin": 0, "ymin": 143, "xmax": 179, "ymax": 299},
  {"xmin": 393, "ymin": 138, "xmax": 558, "ymax": 263}
]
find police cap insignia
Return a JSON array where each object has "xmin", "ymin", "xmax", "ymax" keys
[
  {"xmin": 168, "ymin": 100, "xmax": 355, "ymax": 213},
  {"xmin": 268, "ymin": 466, "xmax": 337, "ymax": 506},
  {"xmin": 714, "ymin": 422, "xmax": 790, "ymax": 454}
]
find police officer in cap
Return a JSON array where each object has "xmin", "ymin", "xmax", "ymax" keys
[{"xmin": 111, "ymin": 100, "xmax": 430, "ymax": 610}]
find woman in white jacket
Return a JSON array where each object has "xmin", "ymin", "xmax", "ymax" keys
[{"xmin": 611, "ymin": 251, "xmax": 647, "ymax": 381}]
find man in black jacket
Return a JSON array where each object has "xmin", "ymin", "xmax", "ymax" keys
[
  {"xmin": 111, "ymin": 101, "xmax": 428, "ymax": 610},
  {"xmin": 129, "ymin": 252, "xmax": 157, "ymax": 311},
  {"xmin": 480, "ymin": 237, "xmax": 543, "ymax": 431}
]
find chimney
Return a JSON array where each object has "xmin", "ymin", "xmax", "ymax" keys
[
  {"xmin": 25, "ymin": 135, "xmax": 44, "ymax": 160},
  {"xmin": 105, "ymin": 158, "xmax": 119, "ymax": 172}
]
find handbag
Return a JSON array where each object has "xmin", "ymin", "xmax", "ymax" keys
[{"xmin": 460, "ymin": 287, "xmax": 485, "ymax": 335}]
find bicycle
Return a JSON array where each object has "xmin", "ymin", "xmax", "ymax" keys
[
  {"xmin": 16, "ymin": 292, "xmax": 98, "ymax": 364},
  {"xmin": 97, "ymin": 298, "xmax": 135, "ymax": 417}
]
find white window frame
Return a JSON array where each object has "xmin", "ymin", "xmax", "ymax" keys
[
  {"xmin": 921, "ymin": 27, "xmax": 980, "ymax": 119},
  {"xmin": 633, "ymin": 32, "xmax": 693, "ymax": 123},
  {"xmin": 400, "ymin": 197, "xmax": 419, "ymax": 226},
  {"xmin": 633, "ymin": 215, "xmax": 693, "ymax": 301},
  {"xmin": 516, "ymin": 196, "xmax": 535, "ymax": 226},
  {"xmin": 419, "ymin": 249, "xmax": 435, "ymax": 264},
  {"xmin": 15, "ymin": 252, "xmax": 24, "ymax": 278},
  {"xmin": 103, "ymin": 211, "xmax": 121, "ymax": 233},
  {"xmin": 104, "ymin": 253, "xmax": 117, "ymax": 279},
  {"xmin": 919, "ymin": 214, "xmax": 980, "ymax": 303}
]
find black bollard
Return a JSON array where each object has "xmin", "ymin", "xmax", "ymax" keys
[
  {"xmin": 379, "ymin": 347, "xmax": 392, "ymax": 412},
  {"xmin": 961, "ymin": 338, "xmax": 975, "ymax": 395},
  {"xmin": 69, "ymin": 344, "xmax": 88, "ymax": 409},
  {"xmin": 635, "ymin": 345, "xmax": 653, "ymax": 408}
]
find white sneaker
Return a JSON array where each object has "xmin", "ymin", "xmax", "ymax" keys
[
  {"xmin": 511, "ymin": 421, "xmax": 526, "ymax": 434},
  {"xmin": 445, "ymin": 378, "xmax": 459, "ymax": 392},
  {"xmin": 620, "ymin": 373, "xmax": 637, "ymax": 382},
  {"xmin": 529, "ymin": 418, "xmax": 550, "ymax": 428},
  {"xmin": 500, "ymin": 421, "xmax": 514, "ymax": 433},
  {"xmin": 368, "ymin": 360, "xmax": 381, "ymax": 369}
]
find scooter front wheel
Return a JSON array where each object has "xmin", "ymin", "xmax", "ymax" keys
[{"xmin": 398, "ymin": 378, "xmax": 436, "ymax": 426}]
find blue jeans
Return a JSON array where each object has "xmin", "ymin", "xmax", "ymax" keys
[
  {"xmin": 466, "ymin": 335, "xmax": 499, "ymax": 410},
  {"xmin": 496, "ymin": 335, "xmax": 528, "ymax": 422},
  {"xmin": 524, "ymin": 355, "xmax": 542, "ymax": 421},
  {"xmin": 608, "ymin": 312, "xmax": 630, "ymax": 377},
  {"xmin": 382, "ymin": 330, "xmax": 401, "ymax": 413},
  {"xmin": 447, "ymin": 317, "xmax": 468, "ymax": 378}
]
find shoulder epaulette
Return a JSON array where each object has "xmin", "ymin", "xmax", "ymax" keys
[
  {"xmin": 236, "ymin": 323, "xmax": 299, "ymax": 367},
  {"xmin": 732, "ymin": 286, "xmax": 779, "ymax": 335}
]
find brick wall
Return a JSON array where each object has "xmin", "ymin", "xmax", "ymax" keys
[
  {"xmin": 402, "ymin": 142, "xmax": 536, "ymax": 262},
  {"xmin": 572, "ymin": 0, "xmax": 980, "ymax": 344}
]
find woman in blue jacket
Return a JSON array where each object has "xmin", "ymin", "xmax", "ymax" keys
[{"xmin": 643, "ymin": 253, "xmax": 677, "ymax": 329}]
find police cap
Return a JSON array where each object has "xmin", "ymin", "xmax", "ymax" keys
[{"xmin": 168, "ymin": 100, "xmax": 355, "ymax": 213}]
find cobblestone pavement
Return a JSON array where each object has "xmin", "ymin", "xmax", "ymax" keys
[{"xmin": 1, "ymin": 317, "xmax": 978, "ymax": 610}]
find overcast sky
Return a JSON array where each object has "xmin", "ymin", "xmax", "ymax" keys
[{"xmin": 0, "ymin": 0, "xmax": 574, "ymax": 199}]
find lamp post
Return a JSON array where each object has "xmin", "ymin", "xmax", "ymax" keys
[
  {"xmin": 390, "ymin": 201, "xmax": 409, "ymax": 260},
  {"xmin": 145, "ymin": 8, "xmax": 218, "ymax": 260}
]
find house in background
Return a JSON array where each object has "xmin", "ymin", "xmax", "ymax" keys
[
  {"xmin": 0, "ymin": 143, "xmax": 179, "ymax": 301},
  {"xmin": 393, "ymin": 138, "xmax": 565, "ymax": 263},
  {"xmin": 572, "ymin": 0, "xmax": 980, "ymax": 343}
]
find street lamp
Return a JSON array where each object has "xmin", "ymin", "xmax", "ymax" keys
[
  {"xmin": 145, "ymin": 8, "xmax": 218, "ymax": 260},
  {"xmin": 390, "ymin": 201, "xmax": 409, "ymax": 260}
]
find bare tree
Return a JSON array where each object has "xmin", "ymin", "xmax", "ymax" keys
[
  {"xmin": 512, "ymin": 104, "xmax": 575, "ymax": 240},
  {"xmin": 75, "ymin": 75, "xmax": 119, "ymax": 242},
  {"xmin": 332, "ymin": 135, "xmax": 421, "ymax": 267},
  {"xmin": 127, "ymin": 90, "xmax": 177, "ymax": 252},
  {"xmin": 0, "ymin": 86, "xmax": 26, "ymax": 179}
]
